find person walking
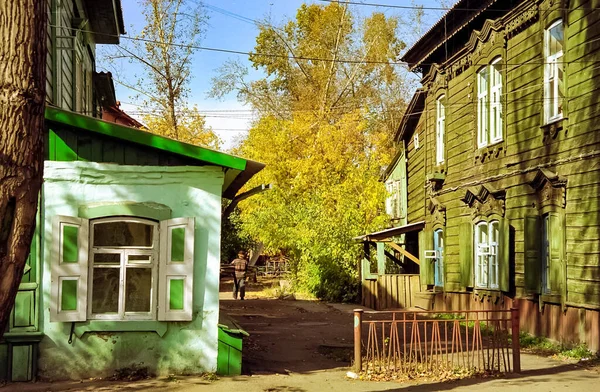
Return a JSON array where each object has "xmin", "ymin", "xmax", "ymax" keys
[{"xmin": 231, "ymin": 251, "xmax": 248, "ymax": 300}]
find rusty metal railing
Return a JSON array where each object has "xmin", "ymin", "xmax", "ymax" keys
[{"xmin": 353, "ymin": 308, "xmax": 520, "ymax": 377}]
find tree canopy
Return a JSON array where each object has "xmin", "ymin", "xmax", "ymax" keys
[{"xmin": 213, "ymin": 3, "xmax": 411, "ymax": 301}]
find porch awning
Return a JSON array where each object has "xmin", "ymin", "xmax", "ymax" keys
[{"xmin": 354, "ymin": 221, "xmax": 425, "ymax": 242}]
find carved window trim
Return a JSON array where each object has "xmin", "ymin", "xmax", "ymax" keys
[
  {"xmin": 428, "ymin": 197, "xmax": 446, "ymax": 229},
  {"xmin": 528, "ymin": 168, "xmax": 567, "ymax": 210},
  {"xmin": 527, "ymin": 167, "xmax": 567, "ymax": 311},
  {"xmin": 461, "ymin": 184, "xmax": 506, "ymax": 220}
]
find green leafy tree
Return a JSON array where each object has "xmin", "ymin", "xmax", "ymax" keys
[
  {"xmin": 212, "ymin": 3, "xmax": 410, "ymax": 301},
  {"xmin": 108, "ymin": 0, "xmax": 219, "ymax": 147}
]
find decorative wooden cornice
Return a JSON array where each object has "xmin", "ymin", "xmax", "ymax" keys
[
  {"xmin": 529, "ymin": 168, "xmax": 567, "ymax": 208},
  {"xmin": 444, "ymin": 1, "xmax": 538, "ymax": 80},
  {"xmin": 505, "ymin": 4, "xmax": 539, "ymax": 38},
  {"xmin": 467, "ymin": 19, "xmax": 504, "ymax": 55},
  {"xmin": 461, "ymin": 184, "xmax": 506, "ymax": 218}
]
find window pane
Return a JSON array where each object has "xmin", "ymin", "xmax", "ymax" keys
[
  {"xmin": 92, "ymin": 268, "xmax": 120, "ymax": 314},
  {"xmin": 549, "ymin": 22, "xmax": 563, "ymax": 55},
  {"xmin": 94, "ymin": 221, "xmax": 154, "ymax": 247},
  {"xmin": 478, "ymin": 68, "xmax": 488, "ymax": 94},
  {"xmin": 557, "ymin": 59, "xmax": 564, "ymax": 115},
  {"xmin": 94, "ymin": 253, "xmax": 120, "ymax": 265},
  {"xmin": 128, "ymin": 254, "xmax": 152, "ymax": 264},
  {"xmin": 125, "ymin": 268, "xmax": 152, "ymax": 312}
]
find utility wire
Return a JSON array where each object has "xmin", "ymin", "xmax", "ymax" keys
[
  {"xmin": 51, "ymin": 23, "xmax": 600, "ymax": 67},
  {"xmin": 316, "ymin": 0, "xmax": 600, "ymax": 12}
]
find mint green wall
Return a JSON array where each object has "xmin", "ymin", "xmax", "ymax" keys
[{"xmin": 39, "ymin": 161, "xmax": 224, "ymax": 379}]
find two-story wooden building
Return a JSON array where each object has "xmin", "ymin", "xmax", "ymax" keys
[{"xmin": 384, "ymin": 0, "xmax": 600, "ymax": 350}]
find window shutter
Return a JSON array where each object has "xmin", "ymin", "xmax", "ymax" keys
[
  {"xmin": 158, "ymin": 217, "xmax": 195, "ymax": 321},
  {"xmin": 50, "ymin": 215, "xmax": 89, "ymax": 322},
  {"xmin": 498, "ymin": 218, "xmax": 510, "ymax": 292},
  {"xmin": 459, "ymin": 222, "xmax": 473, "ymax": 289},
  {"xmin": 524, "ymin": 215, "xmax": 541, "ymax": 293},
  {"xmin": 548, "ymin": 212, "xmax": 566, "ymax": 305},
  {"xmin": 418, "ymin": 230, "xmax": 434, "ymax": 285}
]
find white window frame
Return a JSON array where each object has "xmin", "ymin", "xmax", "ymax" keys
[
  {"xmin": 436, "ymin": 96, "xmax": 445, "ymax": 165},
  {"xmin": 477, "ymin": 59, "xmax": 503, "ymax": 148},
  {"xmin": 474, "ymin": 220, "xmax": 499, "ymax": 289},
  {"xmin": 385, "ymin": 180, "xmax": 403, "ymax": 219},
  {"xmin": 544, "ymin": 19, "xmax": 564, "ymax": 123},
  {"xmin": 490, "ymin": 58, "xmax": 503, "ymax": 144},
  {"xmin": 477, "ymin": 67, "xmax": 489, "ymax": 148},
  {"xmin": 87, "ymin": 217, "xmax": 159, "ymax": 321}
]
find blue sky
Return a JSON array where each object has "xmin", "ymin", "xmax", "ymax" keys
[{"xmin": 102, "ymin": 0, "xmax": 446, "ymax": 149}]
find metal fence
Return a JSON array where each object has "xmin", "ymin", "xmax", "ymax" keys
[{"xmin": 353, "ymin": 309, "xmax": 520, "ymax": 377}]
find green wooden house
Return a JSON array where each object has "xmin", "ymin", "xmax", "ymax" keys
[
  {"xmin": 1, "ymin": 0, "xmax": 263, "ymax": 381},
  {"xmin": 371, "ymin": 0, "xmax": 600, "ymax": 350}
]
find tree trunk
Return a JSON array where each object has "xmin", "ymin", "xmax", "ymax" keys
[{"xmin": 0, "ymin": 0, "xmax": 47, "ymax": 337}]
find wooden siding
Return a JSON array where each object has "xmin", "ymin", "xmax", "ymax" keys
[
  {"xmin": 46, "ymin": 126, "xmax": 208, "ymax": 166},
  {"xmin": 53, "ymin": 0, "xmax": 96, "ymax": 113},
  {"xmin": 57, "ymin": 0, "xmax": 74, "ymax": 110},
  {"xmin": 361, "ymin": 274, "xmax": 421, "ymax": 310},
  {"xmin": 406, "ymin": 119, "xmax": 426, "ymax": 224},
  {"xmin": 45, "ymin": 0, "xmax": 53, "ymax": 103},
  {"xmin": 403, "ymin": 0, "xmax": 600, "ymax": 313}
]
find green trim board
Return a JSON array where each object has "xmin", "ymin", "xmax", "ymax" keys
[
  {"xmin": 79, "ymin": 202, "xmax": 172, "ymax": 221},
  {"xmin": 45, "ymin": 106, "xmax": 247, "ymax": 171}
]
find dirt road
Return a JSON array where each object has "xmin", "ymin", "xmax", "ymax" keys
[
  {"xmin": 8, "ymin": 277, "xmax": 600, "ymax": 391},
  {"xmin": 221, "ymin": 296, "xmax": 355, "ymax": 375}
]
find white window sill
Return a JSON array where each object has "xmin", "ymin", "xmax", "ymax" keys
[{"xmin": 544, "ymin": 116, "xmax": 563, "ymax": 127}]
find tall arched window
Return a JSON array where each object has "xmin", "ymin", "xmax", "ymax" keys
[
  {"xmin": 477, "ymin": 58, "xmax": 503, "ymax": 148},
  {"xmin": 544, "ymin": 19, "xmax": 564, "ymax": 123}
]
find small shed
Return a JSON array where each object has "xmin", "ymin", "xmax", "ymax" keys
[{"xmin": 1, "ymin": 106, "xmax": 263, "ymax": 381}]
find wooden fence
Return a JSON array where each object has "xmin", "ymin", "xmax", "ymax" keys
[{"xmin": 362, "ymin": 274, "xmax": 421, "ymax": 310}]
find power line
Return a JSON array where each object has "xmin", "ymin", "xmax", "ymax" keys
[
  {"xmin": 51, "ymin": 23, "xmax": 600, "ymax": 67},
  {"xmin": 316, "ymin": 0, "xmax": 600, "ymax": 12}
]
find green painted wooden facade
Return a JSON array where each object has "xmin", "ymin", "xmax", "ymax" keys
[{"xmin": 389, "ymin": 0, "xmax": 600, "ymax": 349}]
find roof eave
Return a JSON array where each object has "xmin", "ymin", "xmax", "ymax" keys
[
  {"xmin": 44, "ymin": 106, "xmax": 248, "ymax": 172},
  {"xmin": 401, "ymin": 0, "xmax": 499, "ymax": 71}
]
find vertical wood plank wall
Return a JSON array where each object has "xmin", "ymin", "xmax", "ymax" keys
[{"xmin": 362, "ymin": 274, "xmax": 421, "ymax": 310}]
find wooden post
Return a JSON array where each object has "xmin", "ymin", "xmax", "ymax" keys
[
  {"xmin": 354, "ymin": 309, "xmax": 363, "ymax": 372},
  {"xmin": 511, "ymin": 307, "xmax": 521, "ymax": 373}
]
